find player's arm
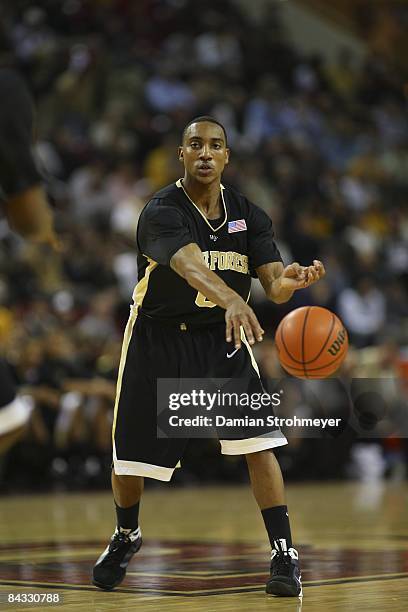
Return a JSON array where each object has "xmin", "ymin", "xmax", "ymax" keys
[
  {"xmin": 247, "ymin": 202, "xmax": 324, "ymax": 302},
  {"xmin": 0, "ymin": 69, "xmax": 58, "ymax": 247},
  {"xmin": 5, "ymin": 186, "xmax": 58, "ymax": 247},
  {"xmin": 256, "ymin": 260, "xmax": 326, "ymax": 304},
  {"xmin": 170, "ymin": 243, "xmax": 264, "ymax": 349}
]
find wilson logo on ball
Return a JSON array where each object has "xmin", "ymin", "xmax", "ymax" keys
[{"xmin": 328, "ymin": 328, "xmax": 347, "ymax": 356}]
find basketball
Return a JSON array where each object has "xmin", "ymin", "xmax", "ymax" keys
[{"xmin": 275, "ymin": 306, "xmax": 348, "ymax": 379}]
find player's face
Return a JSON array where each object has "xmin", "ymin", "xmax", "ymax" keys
[{"xmin": 179, "ymin": 122, "xmax": 230, "ymax": 184}]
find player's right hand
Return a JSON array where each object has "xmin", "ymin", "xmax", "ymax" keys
[{"xmin": 225, "ymin": 297, "xmax": 264, "ymax": 349}]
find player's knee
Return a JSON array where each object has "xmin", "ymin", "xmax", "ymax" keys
[
  {"xmin": 112, "ymin": 471, "xmax": 144, "ymax": 489},
  {"xmin": 245, "ymin": 449, "xmax": 274, "ymax": 464}
]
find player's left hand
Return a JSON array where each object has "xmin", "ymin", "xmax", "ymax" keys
[{"xmin": 281, "ymin": 260, "xmax": 325, "ymax": 290}]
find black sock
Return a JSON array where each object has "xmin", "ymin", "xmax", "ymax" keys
[
  {"xmin": 115, "ymin": 502, "xmax": 140, "ymax": 531},
  {"xmin": 261, "ymin": 505, "xmax": 292, "ymax": 548}
]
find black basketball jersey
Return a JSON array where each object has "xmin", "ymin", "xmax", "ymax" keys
[{"xmin": 134, "ymin": 179, "xmax": 282, "ymax": 326}]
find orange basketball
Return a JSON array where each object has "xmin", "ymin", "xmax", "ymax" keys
[{"xmin": 275, "ymin": 306, "xmax": 348, "ymax": 379}]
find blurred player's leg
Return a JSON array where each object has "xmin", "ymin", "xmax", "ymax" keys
[{"xmin": 0, "ymin": 360, "xmax": 32, "ymax": 455}]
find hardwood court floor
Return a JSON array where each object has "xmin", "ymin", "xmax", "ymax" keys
[{"xmin": 0, "ymin": 483, "xmax": 407, "ymax": 611}]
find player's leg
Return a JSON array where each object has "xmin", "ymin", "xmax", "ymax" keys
[
  {"xmin": 0, "ymin": 360, "xmax": 32, "ymax": 455},
  {"xmin": 112, "ymin": 472, "xmax": 144, "ymax": 509},
  {"xmin": 112, "ymin": 472, "xmax": 144, "ymax": 530},
  {"xmin": 245, "ymin": 448, "xmax": 285, "ymax": 508},
  {"xmin": 93, "ymin": 312, "xmax": 187, "ymax": 590},
  {"xmin": 93, "ymin": 311, "xmax": 146, "ymax": 590},
  {"xmin": 110, "ymin": 471, "xmax": 143, "ymax": 555},
  {"xmin": 215, "ymin": 328, "xmax": 301, "ymax": 597},
  {"xmin": 92, "ymin": 471, "xmax": 144, "ymax": 591},
  {"xmin": 245, "ymin": 450, "xmax": 302, "ymax": 597},
  {"xmin": 0, "ymin": 424, "xmax": 28, "ymax": 455}
]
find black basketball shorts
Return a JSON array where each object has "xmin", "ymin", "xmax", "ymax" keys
[{"xmin": 112, "ymin": 307, "xmax": 287, "ymax": 481}]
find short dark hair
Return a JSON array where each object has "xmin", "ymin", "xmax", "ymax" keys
[{"xmin": 182, "ymin": 116, "xmax": 228, "ymax": 145}]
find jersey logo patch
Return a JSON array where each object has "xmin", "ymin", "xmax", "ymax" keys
[
  {"xmin": 209, "ymin": 234, "xmax": 218, "ymax": 241},
  {"xmin": 228, "ymin": 219, "xmax": 247, "ymax": 233}
]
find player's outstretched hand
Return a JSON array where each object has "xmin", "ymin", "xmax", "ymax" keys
[
  {"xmin": 281, "ymin": 260, "xmax": 325, "ymax": 291},
  {"xmin": 225, "ymin": 297, "xmax": 264, "ymax": 349}
]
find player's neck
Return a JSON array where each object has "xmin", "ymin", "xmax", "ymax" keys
[{"xmin": 181, "ymin": 176, "xmax": 222, "ymax": 219}]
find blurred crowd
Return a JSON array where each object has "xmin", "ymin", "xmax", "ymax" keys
[{"xmin": 0, "ymin": 0, "xmax": 407, "ymax": 490}]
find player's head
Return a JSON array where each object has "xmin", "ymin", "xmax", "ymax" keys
[{"xmin": 179, "ymin": 116, "xmax": 229, "ymax": 184}]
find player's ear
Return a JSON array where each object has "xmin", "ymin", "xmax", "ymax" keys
[
  {"xmin": 178, "ymin": 146, "xmax": 184, "ymax": 162},
  {"xmin": 224, "ymin": 147, "xmax": 230, "ymax": 165}
]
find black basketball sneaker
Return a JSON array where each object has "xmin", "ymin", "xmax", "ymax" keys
[
  {"xmin": 92, "ymin": 526, "xmax": 142, "ymax": 590},
  {"xmin": 266, "ymin": 539, "xmax": 302, "ymax": 597}
]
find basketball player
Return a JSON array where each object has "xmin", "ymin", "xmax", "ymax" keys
[
  {"xmin": 93, "ymin": 117, "xmax": 325, "ymax": 597},
  {"xmin": 0, "ymin": 68, "xmax": 58, "ymax": 453}
]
